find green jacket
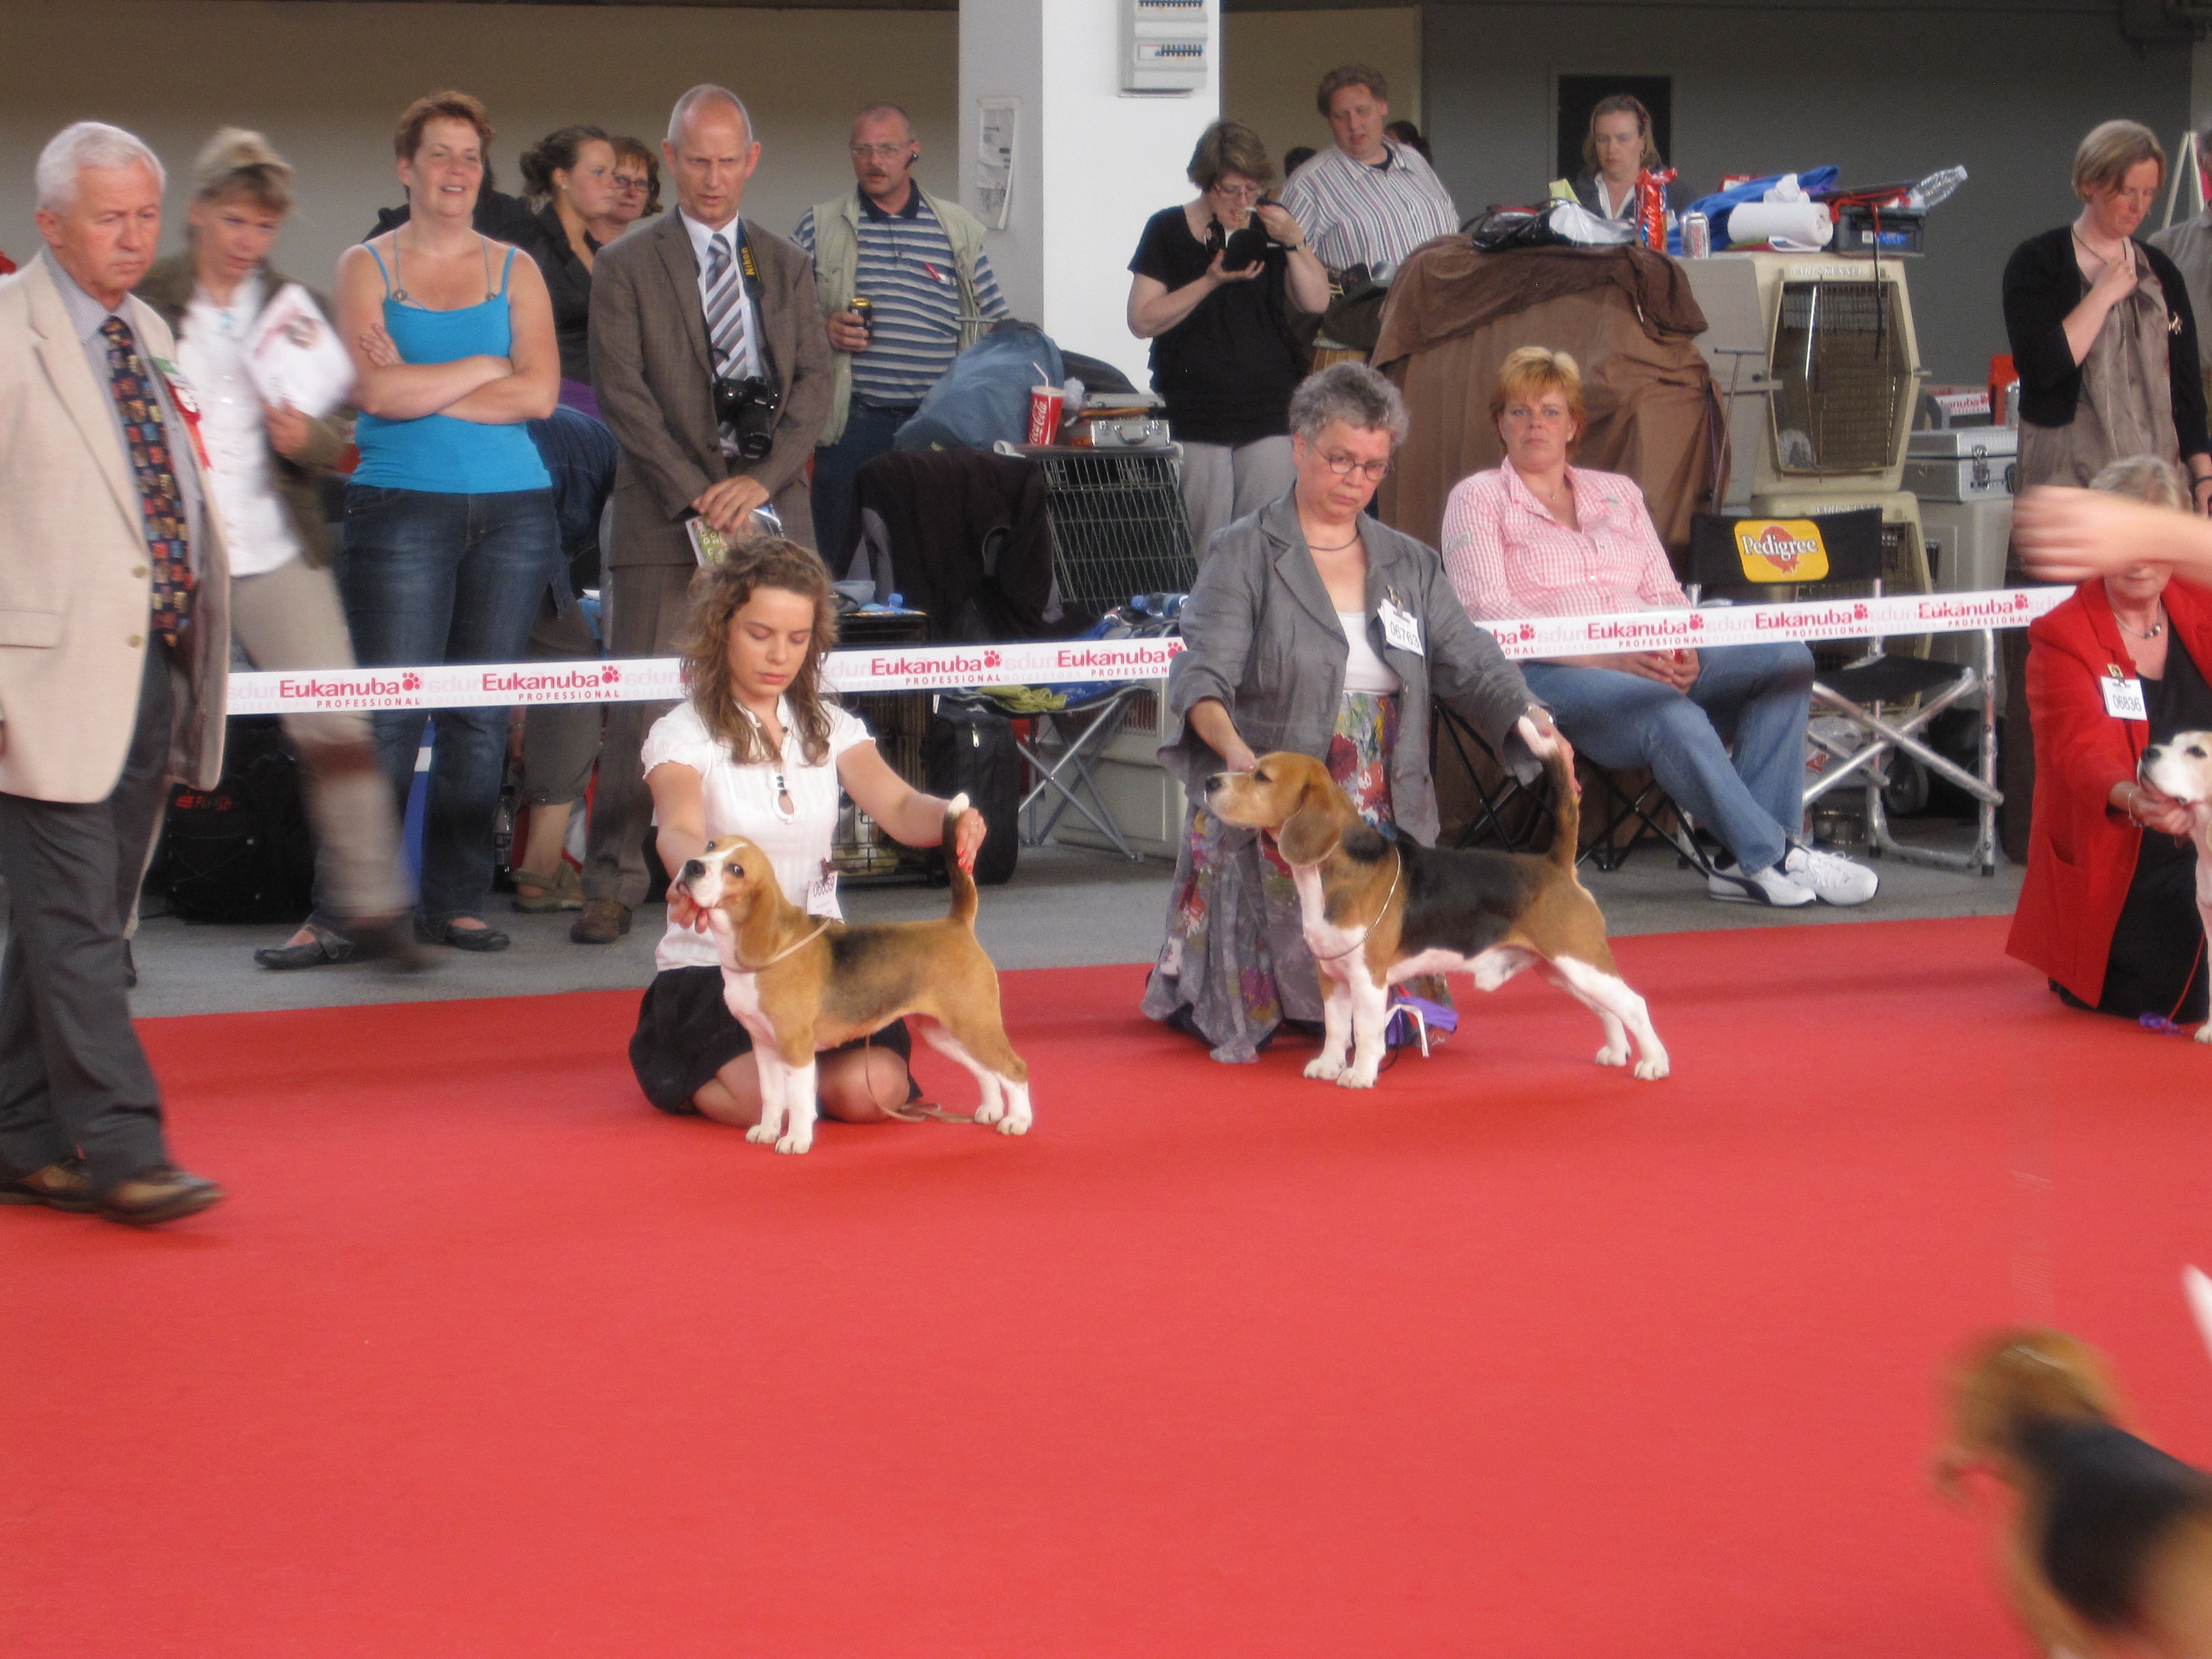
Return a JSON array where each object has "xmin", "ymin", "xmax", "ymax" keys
[
  {"xmin": 134, "ymin": 253, "xmax": 352, "ymax": 570},
  {"xmin": 806, "ymin": 184, "xmax": 990, "ymax": 446}
]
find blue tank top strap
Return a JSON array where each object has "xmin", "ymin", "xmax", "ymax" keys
[
  {"xmin": 366, "ymin": 241, "xmax": 394, "ymax": 295},
  {"xmin": 498, "ymin": 244, "xmax": 517, "ymax": 296}
]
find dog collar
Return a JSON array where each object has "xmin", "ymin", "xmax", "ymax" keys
[
  {"xmin": 733, "ymin": 917, "xmax": 831, "ymax": 971},
  {"xmin": 1310, "ymin": 849, "xmax": 1403, "ymax": 962}
]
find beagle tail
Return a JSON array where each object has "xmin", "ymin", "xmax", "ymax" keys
[
  {"xmin": 1544, "ymin": 743, "xmax": 1580, "ymax": 874},
  {"xmin": 944, "ymin": 793, "xmax": 979, "ymax": 928}
]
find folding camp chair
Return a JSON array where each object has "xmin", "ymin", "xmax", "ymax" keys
[
  {"xmin": 1013, "ymin": 681, "xmax": 1148, "ymax": 861},
  {"xmin": 1686, "ymin": 508, "xmax": 2000, "ymax": 876}
]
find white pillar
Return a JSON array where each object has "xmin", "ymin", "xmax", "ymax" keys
[{"xmin": 960, "ymin": 0, "xmax": 1221, "ymax": 389}]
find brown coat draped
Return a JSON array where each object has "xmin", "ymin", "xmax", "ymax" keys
[{"xmin": 1372, "ymin": 243, "xmax": 1719, "ymax": 569}]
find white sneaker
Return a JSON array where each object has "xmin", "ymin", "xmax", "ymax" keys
[
  {"xmin": 1781, "ymin": 843, "xmax": 1880, "ymax": 907},
  {"xmin": 1707, "ymin": 859, "xmax": 1815, "ymax": 907}
]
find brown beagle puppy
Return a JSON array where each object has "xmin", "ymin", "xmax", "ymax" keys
[
  {"xmin": 674, "ymin": 796, "xmax": 1031, "ymax": 1155},
  {"xmin": 2139, "ymin": 731, "xmax": 2212, "ymax": 1045},
  {"xmin": 1934, "ymin": 1326, "xmax": 2212, "ymax": 1657},
  {"xmin": 1206, "ymin": 736, "xmax": 1667, "ymax": 1087}
]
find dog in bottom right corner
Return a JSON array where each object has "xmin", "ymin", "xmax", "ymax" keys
[
  {"xmin": 1934, "ymin": 1322, "xmax": 2212, "ymax": 1656},
  {"xmin": 2139, "ymin": 731, "xmax": 2212, "ymax": 1044}
]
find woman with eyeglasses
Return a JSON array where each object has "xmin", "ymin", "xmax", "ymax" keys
[
  {"xmin": 588, "ymin": 135, "xmax": 661, "ymax": 246},
  {"xmin": 1144, "ymin": 364, "xmax": 1561, "ymax": 1062},
  {"xmin": 1127, "ymin": 120, "xmax": 1330, "ymax": 560}
]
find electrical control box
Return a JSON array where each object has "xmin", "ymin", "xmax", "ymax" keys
[{"xmin": 1121, "ymin": 0, "xmax": 1208, "ymax": 95}]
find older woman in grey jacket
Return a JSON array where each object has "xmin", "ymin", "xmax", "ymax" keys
[{"xmin": 1144, "ymin": 364, "xmax": 1563, "ymax": 1062}]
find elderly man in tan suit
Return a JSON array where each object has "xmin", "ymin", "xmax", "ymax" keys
[
  {"xmin": 571, "ymin": 84, "xmax": 830, "ymax": 944},
  {"xmin": 0, "ymin": 123, "xmax": 230, "ymax": 1225}
]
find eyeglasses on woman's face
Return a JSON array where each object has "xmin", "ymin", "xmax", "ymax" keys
[
  {"xmin": 1318, "ymin": 450, "xmax": 1391, "ymax": 482},
  {"xmin": 614, "ymin": 173, "xmax": 649, "ymax": 195},
  {"xmin": 1210, "ymin": 175, "xmax": 1264, "ymax": 204}
]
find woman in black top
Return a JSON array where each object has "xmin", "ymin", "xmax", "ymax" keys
[
  {"xmin": 1128, "ymin": 121, "xmax": 1331, "ymax": 561},
  {"xmin": 2002, "ymin": 119, "xmax": 2212, "ymax": 506},
  {"xmin": 519, "ymin": 124, "xmax": 619, "ymax": 417}
]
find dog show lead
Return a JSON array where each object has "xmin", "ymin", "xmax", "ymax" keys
[{"xmin": 628, "ymin": 538, "xmax": 985, "ymax": 1135}]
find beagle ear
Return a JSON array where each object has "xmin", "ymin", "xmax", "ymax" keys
[{"xmin": 1276, "ymin": 800, "xmax": 1341, "ymax": 866}]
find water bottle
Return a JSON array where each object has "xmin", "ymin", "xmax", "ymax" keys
[{"xmin": 1911, "ymin": 166, "xmax": 1968, "ymax": 210}]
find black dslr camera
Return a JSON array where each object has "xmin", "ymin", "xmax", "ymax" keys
[{"xmin": 712, "ymin": 374, "xmax": 780, "ymax": 461}]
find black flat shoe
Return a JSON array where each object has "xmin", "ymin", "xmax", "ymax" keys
[
  {"xmin": 416, "ymin": 917, "xmax": 510, "ymax": 953},
  {"xmin": 255, "ymin": 917, "xmax": 430, "ymax": 972}
]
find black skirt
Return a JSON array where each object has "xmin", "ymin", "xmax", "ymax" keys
[{"xmin": 629, "ymin": 966, "xmax": 914, "ymax": 1114}]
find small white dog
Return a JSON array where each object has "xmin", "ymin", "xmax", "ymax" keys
[{"xmin": 2138, "ymin": 731, "xmax": 2212, "ymax": 1044}]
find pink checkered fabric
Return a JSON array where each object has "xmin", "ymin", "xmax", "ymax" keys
[{"xmin": 1439, "ymin": 463, "xmax": 1686, "ymax": 623}]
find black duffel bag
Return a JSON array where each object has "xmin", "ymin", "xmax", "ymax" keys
[
  {"xmin": 147, "ymin": 716, "xmax": 318, "ymax": 923},
  {"xmin": 925, "ymin": 692, "xmax": 1021, "ymax": 886}
]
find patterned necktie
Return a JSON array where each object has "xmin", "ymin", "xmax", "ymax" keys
[
  {"xmin": 99, "ymin": 316, "xmax": 194, "ymax": 648},
  {"xmin": 702, "ymin": 230, "xmax": 752, "ymax": 380}
]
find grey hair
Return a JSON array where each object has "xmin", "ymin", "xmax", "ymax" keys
[
  {"xmin": 667, "ymin": 84, "xmax": 752, "ymax": 149},
  {"xmin": 2090, "ymin": 454, "xmax": 2187, "ymax": 510},
  {"xmin": 36, "ymin": 121, "xmax": 165, "ymax": 211},
  {"xmin": 1287, "ymin": 362, "xmax": 1410, "ymax": 448}
]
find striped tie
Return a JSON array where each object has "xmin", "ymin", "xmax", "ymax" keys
[{"xmin": 703, "ymin": 231, "xmax": 751, "ymax": 378}]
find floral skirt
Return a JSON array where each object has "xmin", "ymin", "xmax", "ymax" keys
[{"xmin": 1142, "ymin": 692, "xmax": 1452, "ymax": 1063}]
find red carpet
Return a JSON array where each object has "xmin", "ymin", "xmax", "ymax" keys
[{"xmin": 5, "ymin": 916, "xmax": 2212, "ymax": 1657}]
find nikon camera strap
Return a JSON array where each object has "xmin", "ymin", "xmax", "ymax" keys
[{"xmin": 735, "ymin": 221, "xmax": 779, "ymax": 386}]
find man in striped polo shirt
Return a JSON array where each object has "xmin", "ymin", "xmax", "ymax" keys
[
  {"xmin": 1281, "ymin": 65, "xmax": 1458, "ymax": 279},
  {"xmin": 796, "ymin": 104, "xmax": 1008, "ymax": 565}
]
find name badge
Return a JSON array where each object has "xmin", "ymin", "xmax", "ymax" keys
[
  {"xmin": 805, "ymin": 860, "xmax": 840, "ymax": 917},
  {"xmin": 2100, "ymin": 674, "xmax": 2148, "ymax": 720},
  {"xmin": 1378, "ymin": 598, "xmax": 1423, "ymax": 656}
]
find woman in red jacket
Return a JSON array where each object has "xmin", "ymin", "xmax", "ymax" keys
[{"xmin": 2009, "ymin": 457, "xmax": 2212, "ymax": 1019}]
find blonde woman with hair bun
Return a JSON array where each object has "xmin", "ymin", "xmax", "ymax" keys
[{"xmin": 134, "ymin": 129, "xmax": 420, "ymax": 973}]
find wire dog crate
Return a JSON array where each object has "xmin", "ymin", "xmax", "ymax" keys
[
  {"xmin": 1028, "ymin": 447, "xmax": 1196, "ymax": 613},
  {"xmin": 834, "ymin": 609, "xmax": 933, "ymax": 882}
]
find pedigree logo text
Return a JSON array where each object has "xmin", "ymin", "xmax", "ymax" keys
[{"xmin": 1734, "ymin": 520, "xmax": 1829, "ymax": 582}]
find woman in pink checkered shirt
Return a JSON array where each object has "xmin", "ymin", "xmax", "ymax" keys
[{"xmin": 1440, "ymin": 346, "xmax": 1878, "ymax": 908}]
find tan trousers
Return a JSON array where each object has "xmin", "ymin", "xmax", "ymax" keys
[{"xmin": 228, "ymin": 557, "xmax": 411, "ymax": 920}]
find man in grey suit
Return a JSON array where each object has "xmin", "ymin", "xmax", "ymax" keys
[
  {"xmin": 572, "ymin": 84, "xmax": 830, "ymax": 943},
  {"xmin": 0, "ymin": 124, "xmax": 229, "ymax": 1224}
]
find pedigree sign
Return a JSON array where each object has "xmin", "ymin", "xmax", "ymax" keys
[{"xmin": 1733, "ymin": 520, "xmax": 1829, "ymax": 583}]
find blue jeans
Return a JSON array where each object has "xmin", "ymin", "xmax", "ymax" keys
[
  {"xmin": 1523, "ymin": 641, "xmax": 1815, "ymax": 874},
  {"xmin": 811, "ymin": 401, "xmax": 914, "ymax": 572},
  {"xmin": 340, "ymin": 485, "xmax": 559, "ymax": 924}
]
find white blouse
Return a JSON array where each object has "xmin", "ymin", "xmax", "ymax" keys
[
  {"xmin": 176, "ymin": 276, "xmax": 306, "ymax": 579},
  {"xmin": 641, "ymin": 696, "xmax": 875, "ymax": 971},
  {"xmin": 1338, "ymin": 611, "xmax": 1404, "ymax": 695}
]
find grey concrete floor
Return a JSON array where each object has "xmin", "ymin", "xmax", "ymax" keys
[{"xmin": 90, "ymin": 815, "xmax": 2018, "ymax": 1019}]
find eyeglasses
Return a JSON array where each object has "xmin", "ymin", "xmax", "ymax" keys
[
  {"xmin": 614, "ymin": 175, "xmax": 649, "ymax": 193},
  {"xmin": 1211, "ymin": 179, "xmax": 1264, "ymax": 201},
  {"xmin": 1318, "ymin": 451, "xmax": 1391, "ymax": 483},
  {"xmin": 850, "ymin": 143, "xmax": 914, "ymax": 161}
]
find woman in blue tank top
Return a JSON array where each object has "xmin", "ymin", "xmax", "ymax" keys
[{"xmin": 335, "ymin": 92, "xmax": 560, "ymax": 951}]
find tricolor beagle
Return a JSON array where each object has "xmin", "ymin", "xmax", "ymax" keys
[
  {"xmin": 2139, "ymin": 731, "xmax": 2212, "ymax": 1044},
  {"xmin": 1934, "ymin": 1325, "xmax": 2212, "ymax": 1657},
  {"xmin": 1205, "ymin": 734, "xmax": 1667, "ymax": 1087},
  {"xmin": 674, "ymin": 796, "xmax": 1031, "ymax": 1154}
]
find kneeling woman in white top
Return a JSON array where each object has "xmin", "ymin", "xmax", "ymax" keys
[{"xmin": 629, "ymin": 541, "xmax": 986, "ymax": 1127}]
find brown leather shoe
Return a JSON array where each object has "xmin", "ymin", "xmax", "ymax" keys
[
  {"xmin": 569, "ymin": 899, "xmax": 632, "ymax": 944},
  {"xmin": 96, "ymin": 1164, "xmax": 226, "ymax": 1227},
  {"xmin": 0, "ymin": 1156, "xmax": 95, "ymax": 1213}
]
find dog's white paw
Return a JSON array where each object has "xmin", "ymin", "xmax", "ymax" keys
[
  {"xmin": 996, "ymin": 1108, "xmax": 1031, "ymax": 1136},
  {"xmin": 1336, "ymin": 1064, "xmax": 1378, "ymax": 1090},
  {"xmin": 745, "ymin": 1124, "xmax": 779, "ymax": 1145},
  {"xmin": 1595, "ymin": 1044, "xmax": 1629, "ymax": 1068},
  {"xmin": 1634, "ymin": 1055, "xmax": 1670, "ymax": 1081},
  {"xmin": 2196, "ymin": 1021, "xmax": 2212, "ymax": 1045},
  {"xmin": 973, "ymin": 1096, "xmax": 1006, "ymax": 1125},
  {"xmin": 1304, "ymin": 1055, "xmax": 1345, "ymax": 1081},
  {"xmin": 774, "ymin": 1128, "xmax": 813, "ymax": 1154}
]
